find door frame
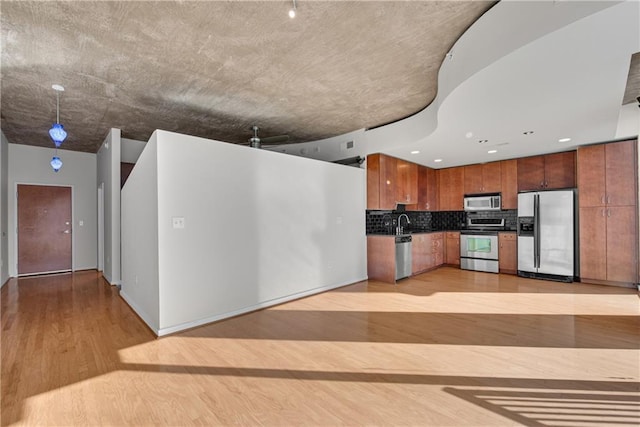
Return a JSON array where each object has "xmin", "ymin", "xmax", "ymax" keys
[
  {"xmin": 97, "ymin": 183, "xmax": 104, "ymax": 272},
  {"xmin": 14, "ymin": 182, "xmax": 75, "ymax": 275}
]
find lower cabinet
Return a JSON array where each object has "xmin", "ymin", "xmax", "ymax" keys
[
  {"xmin": 411, "ymin": 232, "xmax": 444, "ymax": 275},
  {"xmin": 579, "ymin": 206, "xmax": 637, "ymax": 285},
  {"xmin": 498, "ymin": 232, "xmax": 517, "ymax": 274},
  {"xmin": 445, "ymin": 232, "xmax": 460, "ymax": 266},
  {"xmin": 367, "ymin": 235, "xmax": 396, "ymax": 284}
]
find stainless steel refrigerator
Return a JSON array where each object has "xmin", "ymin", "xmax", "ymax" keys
[{"xmin": 517, "ymin": 190, "xmax": 576, "ymax": 282}]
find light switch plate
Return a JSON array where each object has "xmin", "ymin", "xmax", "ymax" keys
[{"xmin": 172, "ymin": 217, "xmax": 185, "ymax": 229}]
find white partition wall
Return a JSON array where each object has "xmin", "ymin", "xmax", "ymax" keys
[
  {"xmin": 121, "ymin": 133, "xmax": 160, "ymax": 331},
  {"xmin": 121, "ymin": 130, "xmax": 367, "ymax": 336},
  {"xmin": 96, "ymin": 129, "xmax": 122, "ymax": 285}
]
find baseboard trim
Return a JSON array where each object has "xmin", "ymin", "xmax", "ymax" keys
[
  {"xmin": 156, "ymin": 276, "xmax": 368, "ymax": 337},
  {"xmin": 120, "ymin": 290, "xmax": 160, "ymax": 335}
]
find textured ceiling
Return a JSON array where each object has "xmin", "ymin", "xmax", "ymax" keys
[{"xmin": 1, "ymin": 1, "xmax": 495, "ymax": 153}]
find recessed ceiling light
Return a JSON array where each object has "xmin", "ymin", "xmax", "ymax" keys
[
  {"xmin": 434, "ymin": 159, "xmax": 443, "ymax": 163},
  {"xmin": 523, "ymin": 131, "xmax": 534, "ymax": 135},
  {"xmin": 478, "ymin": 139, "xmax": 488, "ymax": 144},
  {"xmin": 465, "ymin": 131, "xmax": 473, "ymax": 138},
  {"xmin": 558, "ymin": 137, "xmax": 571, "ymax": 142},
  {"xmin": 411, "ymin": 150, "xmax": 420, "ymax": 154},
  {"xmin": 487, "ymin": 150, "xmax": 497, "ymax": 154}
]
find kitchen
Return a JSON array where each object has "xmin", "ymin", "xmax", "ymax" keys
[{"xmin": 366, "ymin": 138, "xmax": 638, "ymax": 289}]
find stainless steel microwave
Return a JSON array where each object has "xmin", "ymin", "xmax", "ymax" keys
[{"xmin": 463, "ymin": 194, "xmax": 501, "ymax": 211}]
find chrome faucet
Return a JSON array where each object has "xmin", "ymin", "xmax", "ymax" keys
[{"xmin": 396, "ymin": 213, "xmax": 411, "ymax": 235}]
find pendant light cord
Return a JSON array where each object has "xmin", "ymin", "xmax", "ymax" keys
[{"xmin": 56, "ymin": 91, "xmax": 60, "ymax": 124}]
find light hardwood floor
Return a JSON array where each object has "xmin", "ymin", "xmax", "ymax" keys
[{"xmin": 2, "ymin": 269, "xmax": 639, "ymax": 426}]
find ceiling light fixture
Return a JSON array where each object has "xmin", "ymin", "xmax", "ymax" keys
[
  {"xmin": 50, "ymin": 155, "xmax": 63, "ymax": 172},
  {"xmin": 411, "ymin": 150, "xmax": 420, "ymax": 154},
  {"xmin": 478, "ymin": 139, "xmax": 488, "ymax": 144},
  {"xmin": 487, "ymin": 149, "xmax": 497, "ymax": 154},
  {"xmin": 49, "ymin": 84, "xmax": 67, "ymax": 172},
  {"xmin": 558, "ymin": 137, "xmax": 571, "ymax": 142},
  {"xmin": 434, "ymin": 159, "xmax": 443, "ymax": 163},
  {"xmin": 289, "ymin": 0, "xmax": 297, "ymax": 18},
  {"xmin": 523, "ymin": 131, "xmax": 534, "ymax": 135},
  {"xmin": 49, "ymin": 85, "xmax": 67, "ymax": 147}
]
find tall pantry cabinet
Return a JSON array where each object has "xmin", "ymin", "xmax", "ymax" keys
[{"xmin": 577, "ymin": 139, "xmax": 638, "ymax": 286}]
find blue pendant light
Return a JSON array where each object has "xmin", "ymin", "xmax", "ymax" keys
[
  {"xmin": 49, "ymin": 123, "xmax": 67, "ymax": 147},
  {"xmin": 49, "ymin": 85, "xmax": 67, "ymax": 171},
  {"xmin": 49, "ymin": 85, "xmax": 67, "ymax": 146},
  {"xmin": 50, "ymin": 155, "xmax": 63, "ymax": 172}
]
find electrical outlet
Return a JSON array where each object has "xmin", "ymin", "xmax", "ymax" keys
[
  {"xmin": 79, "ymin": 220, "xmax": 84, "ymax": 226},
  {"xmin": 172, "ymin": 217, "xmax": 185, "ymax": 229}
]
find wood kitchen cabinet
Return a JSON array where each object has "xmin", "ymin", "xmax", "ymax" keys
[
  {"xmin": 438, "ymin": 167, "xmax": 464, "ymax": 211},
  {"xmin": 431, "ymin": 232, "xmax": 444, "ymax": 268},
  {"xmin": 396, "ymin": 159, "xmax": 418, "ymax": 205},
  {"xmin": 517, "ymin": 151, "xmax": 576, "ymax": 191},
  {"xmin": 412, "ymin": 232, "xmax": 444, "ymax": 274},
  {"xmin": 577, "ymin": 140, "xmax": 638, "ymax": 286},
  {"xmin": 367, "ymin": 153, "xmax": 417, "ymax": 209},
  {"xmin": 500, "ymin": 159, "xmax": 518, "ymax": 209},
  {"xmin": 367, "ymin": 235, "xmax": 396, "ymax": 283},
  {"xmin": 464, "ymin": 162, "xmax": 501, "ymax": 194},
  {"xmin": 498, "ymin": 232, "xmax": 517, "ymax": 274},
  {"xmin": 407, "ymin": 165, "xmax": 438, "ymax": 211},
  {"xmin": 578, "ymin": 141, "xmax": 636, "ymax": 208},
  {"xmin": 444, "ymin": 231, "xmax": 460, "ymax": 266}
]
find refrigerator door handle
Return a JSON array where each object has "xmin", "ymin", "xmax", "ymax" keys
[{"xmin": 533, "ymin": 194, "xmax": 540, "ymax": 268}]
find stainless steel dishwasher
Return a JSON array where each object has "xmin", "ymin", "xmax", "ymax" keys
[{"xmin": 395, "ymin": 235, "xmax": 412, "ymax": 280}]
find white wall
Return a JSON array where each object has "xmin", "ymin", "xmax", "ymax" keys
[
  {"xmin": 120, "ymin": 133, "xmax": 160, "ymax": 331},
  {"xmin": 121, "ymin": 137, "xmax": 147, "ymax": 163},
  {"xmin": 7, "ymin": 144, "xmax": 97, "ymax": 276},
  {"xmin": 121, "ymin": 130, "xmax": 367, "ymax": 336},
  {"xmin": 97, "ymin": 129, "xmax": 121, "ymax": 285},
  {"xmin": 0, "ymin": 131, "xmax": 9, "ymax": 285}
]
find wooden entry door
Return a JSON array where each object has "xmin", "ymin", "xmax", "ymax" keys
[{"xmin": 17, "ymin": 184, "xmax": 72, "ymax": 275}]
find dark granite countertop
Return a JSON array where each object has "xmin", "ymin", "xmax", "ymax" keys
[{"xmin": 367, "ymin": 227, "xmax": 516, "ymax": 236}]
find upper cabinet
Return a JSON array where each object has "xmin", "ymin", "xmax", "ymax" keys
[
  {"xmin": 464, "ymin": 162, "xmax": 501, "ymax": 194},
  {"xmin": 462, "ymin": 160, "xmax": 516, "ymax": 209},
  {"xmin": 517, "ymin": 151, "xmax": 576, "ymax": 191},
  {"xmin": 500, "ymin": 159, "xmax": 518, "ymax": 209},
  {"xmin": 367, "ymin": 153, "xmax": 417, "ymax": 210},
  {"xmin": 578, "ymin": 140, "xmax": 636, "ymax": 208},
  {"xmin": 407, "ymin": 165, "xmax": 438, "ymax": 211},
  {"xmin": 396, "ymin": 159, "xmax": 418, "ymax": 205},
  {"xmin": 438, "ymin": 166, "xmax": 465, "ymax": 211}
]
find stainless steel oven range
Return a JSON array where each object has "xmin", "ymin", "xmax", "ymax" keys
[{"xmin": 459, "ymin": 218, "xmax": 504, "ymax": 273}]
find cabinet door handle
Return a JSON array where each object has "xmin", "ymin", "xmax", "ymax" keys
[
  {"xmin": 601, "ymin": 209, "xmax": 605, "ymax": 217},
  {"xmin": 607, "ymin": 209, "xmax": 611, "ymax": 218},
  {"xmin": 606, "ymin": 195, "xmax": 610, "ymax": 204},
  {"xmin": 540, "ymin": 181, "xmax": 544, "ymax": 188}
]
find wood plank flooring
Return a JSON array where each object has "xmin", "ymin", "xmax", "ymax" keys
[{"xmin": 2, "ymin": 269, "xmax": 639, "ymax": 426}]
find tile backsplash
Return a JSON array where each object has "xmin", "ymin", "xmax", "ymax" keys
[{"xmin": 366, "ymin": 208, "xmax": 517, "ymax": 234}]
